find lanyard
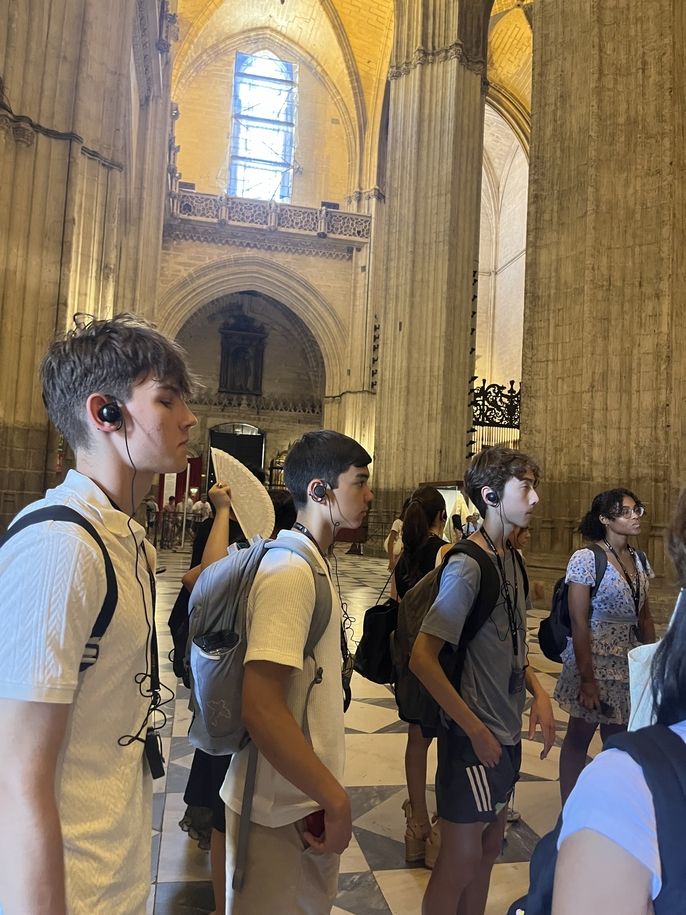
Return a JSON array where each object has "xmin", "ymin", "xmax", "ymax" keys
[
  {"xmin": 603, "ymin": 539, "xmax": 641, "ymax": 615},
  {"xmin": 292, "ymin": 522, "xmax": 330, "ymax": 567},
  {"xmin": 140, "ymin": 542, "xmax": 161, "ymax": 698},
  {"xmin": 481, "ymin": 528, "xmax": 519, "ymax": 657}
]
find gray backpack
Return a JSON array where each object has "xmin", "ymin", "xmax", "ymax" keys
[{"xmin": 187, "ymin": 532, "xmax": 332, "ymax": 755}]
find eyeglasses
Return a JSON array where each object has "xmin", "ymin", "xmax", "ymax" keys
[{"xmin": 615, "ymin": 505, "xmax": 645, "ymax": 519}]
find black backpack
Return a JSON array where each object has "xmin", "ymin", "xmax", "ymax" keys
[
  {"xmin": 393, "ymin": 539, "xmax": 528, "ymax": 729},
  {"xmin": 509, "ymin": 724, "xmax": 686, "ymax": 915},
  {"xmin": 537, "ymin": 544, "xmax": 647, "ymax": 663}
]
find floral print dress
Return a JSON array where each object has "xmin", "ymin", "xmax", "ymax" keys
[{"xmin": 553, "ymin": 546, "xmax": 653, "ymax": 725}]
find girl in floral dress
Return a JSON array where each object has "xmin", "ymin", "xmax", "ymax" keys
[{"xmin": 555, "ymin": 488, "xmax": 656, "ymax": 803}]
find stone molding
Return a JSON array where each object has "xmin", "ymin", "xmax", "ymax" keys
[
  {"xmin": 164, "ymin": 221, "xmax": 358, "ymax": 260},
  {"xmin": 0, "ymin": 108, "xmax": 123, "ymax": 169},
  {"xmin": 0, "ymin": 111, "xmax": 35, "ymax": 148},
  {"xmin": 191, "ymin": 390, "xmax": 322, "ymax": 416},
  {"xmin": 133, "ymin": 0, "xmax": 177, "ymax": 105},
  {"xmin": 389, "ymin": 42, "xmax": 486, "ymax": 80},
  {"xmin": 345, "ymin": 187, "xmax": 386, "ymax": 205}
]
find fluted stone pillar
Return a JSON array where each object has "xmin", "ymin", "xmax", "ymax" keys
[
  {"xmin": 0, "ymin": 0, "xmax": 172, "ymax": 529},
  {"xmin": 372, "ymin": 0, "xmax": 494, "ymax": 526},
  {"xmin": 521, "ymin": 0, "xmax": 686, "ymax": 611}
]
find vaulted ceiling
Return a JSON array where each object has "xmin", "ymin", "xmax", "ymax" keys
[{"xmin": 172, "ymin": 0, "xmax": 533, "ymax": 188}]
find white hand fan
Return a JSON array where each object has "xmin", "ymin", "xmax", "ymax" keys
[{"xmin": 210, "ymin": 448, "xmax": 275, "ymax": 541}]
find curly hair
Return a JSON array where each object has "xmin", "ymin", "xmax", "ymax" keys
[
  {"xmin": 578, "ymin": 488, "xmax": 643, "ymax": 541},
  {"xmin": 464, "ymin": 446, "xmax": 540, "ymax": 516}
]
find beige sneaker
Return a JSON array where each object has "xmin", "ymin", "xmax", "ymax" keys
[
  {"xmin": 402, "ymin": 799, "xmax": 430, "ymax": 863},
  {"xmin": 424, "ymin": 815, "xmax": 441, "ymax": 869}
]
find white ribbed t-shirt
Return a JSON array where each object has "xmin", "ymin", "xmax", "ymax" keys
[
  {"xmin": 0, "ymin": 471, "xmax": 154, "ymax": 915},
  {"xmin": 220, "ymin": 530, "xmax": 345, "ymax": 828}
]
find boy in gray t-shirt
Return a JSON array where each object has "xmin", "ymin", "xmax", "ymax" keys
[{"xmin": 410, "ymin": 447, "xmax": 555, "ymax": 915}]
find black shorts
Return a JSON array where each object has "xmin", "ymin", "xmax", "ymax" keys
[{"xmin": 436, "ymin": 727, "xmax": 521, "ymax": 824}]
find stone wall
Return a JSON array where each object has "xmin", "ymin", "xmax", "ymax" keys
[
  {"xmin": 521, "ymin": 0, "xmax": 686, "ymax": 618},
  {"xmin": 0, "ymin": 0, "xmax": 171, "ymax": 529}
]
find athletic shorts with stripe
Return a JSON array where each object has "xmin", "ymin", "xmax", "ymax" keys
[{"xmin": 435, "ymin": 726, "xmax": 521, "ymax": 824}]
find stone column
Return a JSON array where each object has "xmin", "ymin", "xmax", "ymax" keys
[
  {"xmin": 372, "ymin": 0, "xmax": 494, "ymax": 528},
  {"xmin": 0, "ymin": 0, "xmax": 171, "ymax": 528},
  {"xmin": 521, "ymin": 0, "xmax": 686, "ymax": 611}
]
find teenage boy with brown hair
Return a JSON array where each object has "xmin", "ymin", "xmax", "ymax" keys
[
  {"xmin": 0, "ymin": 315, "xmax": 197, "ymax": 914},
  {"xmin": 411, "ymin": 446, "xmax": 556, "ymax": 915}
]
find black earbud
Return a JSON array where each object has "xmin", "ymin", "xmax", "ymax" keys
[
  {"xmin": 485, "ymin": 491, "xmax": 500, "ymax": 506},
  {"xmin": 311, "ymin": 481, "xmax": 329, "ymax": 502},
  {"xmin": 98, "ymin": 401, "xmax": 123, "ymax": 427}
]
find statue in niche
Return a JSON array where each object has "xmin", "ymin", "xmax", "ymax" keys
[
  {"xmin": 218, "ymin": 310, "xmax": 267, "ymax": 395},
  {"xmin": 230, "ymin": 346, "xmax": 253, "ymax": 392}
]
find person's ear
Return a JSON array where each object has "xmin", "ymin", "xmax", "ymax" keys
[
  {"xmin": 86, "ymin": 393, "xmax": 123, "ymax": 432},
  {"xmin": 482, "ymin": 487, "xmax": 500, "ymax": 507}
]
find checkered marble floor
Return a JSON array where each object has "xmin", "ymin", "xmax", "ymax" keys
[{"xmin": 149, "ymin": 549, "xmax": 600, "ymax": 914}]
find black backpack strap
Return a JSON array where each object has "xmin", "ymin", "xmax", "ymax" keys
[
  {"xmin": 635, "ymin": 549, "xmax": 648, "ymax": 575},
  {"xmin": 0, "ymin": 506, "xmax": 118, "ymax": 672},
  {"xmin": 443, "ymin": 540, "xmax": 501, "ymax": 641},
  {"xmin": 588, "ymin": 543, "xmax": 608, "ymax": 597},
  {"xmin": 605, "ymin": 724, "xmax": 686, "ymax": 912}
]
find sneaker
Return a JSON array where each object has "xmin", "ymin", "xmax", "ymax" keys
[
  {"xmin": 402, "ymin": 799, "xmax": 430, "ymax": 863},
  {"xmin": 424, "ymin": 815, "xmax": 441, "ymax": 869}
]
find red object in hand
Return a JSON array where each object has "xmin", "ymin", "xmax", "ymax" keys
[{"xmin": 305, "ymin": 809, "xmax": 326, "ymax": 838}]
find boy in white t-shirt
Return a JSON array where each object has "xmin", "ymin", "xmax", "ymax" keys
[
  {"xmin": 0, "ymin": 315, "xmax": 197, "ymax": 914},
  {"xmin": 220, "ymin": 430, "xmax": 373, "ymax": 914}
]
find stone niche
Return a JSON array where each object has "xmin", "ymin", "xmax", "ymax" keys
[
  {"xmin": 218, "ymin": 311, "xmax": 267, "ymax": 395},
  {"xmin": 176, "ymin": 291, "xmax": 325, "ymax": 466}
]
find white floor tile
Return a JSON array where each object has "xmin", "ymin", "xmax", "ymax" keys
[
  {"xmin": 345, "ymin": 699, "xmax": 399, "ymax": 734},
  {"xmin": 339, "ymin": 833, "xmax": 369, "ymax": 873},
  {"xmin": 374, "ymin": 867, "xmax": 429, "ymax": 914},
  {"xmin": 349, "ymin": 671, "xmax": 394, "ymax": 700},
  {"xmin": 344, "ymin": 733, "xmax": 437, "ymax": 787}
]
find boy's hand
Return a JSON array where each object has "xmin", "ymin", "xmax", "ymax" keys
[
  {"xmin": 470, "ymin": 724, "xmax": 502, "ymax": 768},
  {"xmin": 208, "ymin": 482, "xmax": 231, "ymax": 510},
  {"xmin": 304, "ymin": 800, "xmax": 352, "ymax": 855},
  {"xmin": 528, "ymin": 693, "xmax": 556, "ymax": 759}
]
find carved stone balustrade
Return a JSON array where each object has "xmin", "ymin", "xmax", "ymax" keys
[
  {"xmin": 190, "ymin": 390, "xmax": 322, "ymax": 417},
  {"xmin": 165, "ymin": 191, "xmax": 371, "ymax": 260}
]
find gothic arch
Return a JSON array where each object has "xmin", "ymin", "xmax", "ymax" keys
[{"xmin": 157, "ymin": 255, "xmax": 346, "ymax": 395}]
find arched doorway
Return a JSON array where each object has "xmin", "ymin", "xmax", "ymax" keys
[{"xmin": 176, "ymin": 290, "xmax": 326, "ymax": 480}]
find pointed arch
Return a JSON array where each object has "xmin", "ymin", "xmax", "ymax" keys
[{"xmin": 156, "ymin": 254, "xmax": 346, "ymax": 396}]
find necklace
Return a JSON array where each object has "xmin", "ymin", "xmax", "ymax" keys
[{"xmin": 603, "ymin": 538, "xmax": 640, "ymax": 614}]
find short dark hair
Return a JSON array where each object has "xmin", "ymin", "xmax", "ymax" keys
[
  {"xmin": 40, "ymin": 313, "xmax": 197, "ymax": 451},
  {"xmin": 283, "ymin": 430, "xmax": 371, "ymax": 509},
  {"xmin": 464, "ymin": 446, "xmax": 540, "ymax": 516},
  {"xmin": 578, "ymin": 488, "xmax": 643, "ymax": 541},
  {"xmin": 269, "ymin": 489, "xmax": 297, "ymax": 532}
]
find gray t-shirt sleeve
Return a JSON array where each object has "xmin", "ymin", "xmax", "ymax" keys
[{"xmin": 419, "ymin": 552, "xmax": 481, "ymax": 646}]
